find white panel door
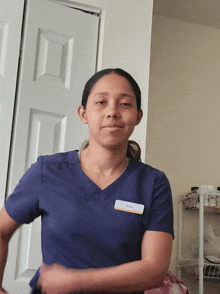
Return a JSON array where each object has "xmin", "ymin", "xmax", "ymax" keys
[
  {"xmin": 0, "ymin": 0, "xmax": 24, "ymax": 207},
  {"xmin": 3, "ymin": 0, "xmax": 99, "ymax": 293}
]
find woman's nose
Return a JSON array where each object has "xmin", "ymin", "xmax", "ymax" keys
[{"xmin": 107, "ymin": 105, "xmax": 120, "ymax": 118}]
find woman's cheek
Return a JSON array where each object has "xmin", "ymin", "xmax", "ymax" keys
[{"xmin": 91, "ymin": 112, "xmax": 99, "ymax": 121}]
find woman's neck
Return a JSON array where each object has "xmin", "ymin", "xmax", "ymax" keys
[{"xmin": 80, "ymin": 143, "xmax": 129, "ymax": 175}]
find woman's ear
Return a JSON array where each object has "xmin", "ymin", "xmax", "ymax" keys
[
  {"xmin": 135, "ymin": 109, "xmax": 143, "ymax": 125},
  {"xmin": 77, "ymin": 106, "xmax": 88, "ymax": 124}
]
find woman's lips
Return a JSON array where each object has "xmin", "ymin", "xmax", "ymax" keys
[{"xmin": 102, "ymin": 123, "xmax": 123, "ymax": 128}]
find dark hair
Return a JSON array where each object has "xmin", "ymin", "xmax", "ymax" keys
[
  {"xmin": 81, "ymin": 68, "xmax": 142, "ymax": 161},
  {"xmin": 81, "ymin": 68, "xmax": 141, "ymax": 111}
]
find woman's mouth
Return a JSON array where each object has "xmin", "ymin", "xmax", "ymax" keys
[{"xmin": 102, "ymin": 123, "xmax": 123, "ymax": 128}]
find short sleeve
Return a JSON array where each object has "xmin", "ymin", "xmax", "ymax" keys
[
  {"xmin": 143, "ymin": 171, "xmax": 174, "ymax": 238},
  {"xmin": 4, "ymin": 156, "xmax": 42, "ymax": 224}
]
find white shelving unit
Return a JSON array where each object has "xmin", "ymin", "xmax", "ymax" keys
[{"xmin": 177, "ymin": 186, "xmax": 220, "ymax": 294}]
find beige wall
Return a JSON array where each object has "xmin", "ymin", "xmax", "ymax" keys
[{"xmin": 147, "ymin": 14, "xmax": 220, "ymax": 290}]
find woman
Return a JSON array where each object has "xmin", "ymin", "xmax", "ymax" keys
[{"xmin": 0, "ymin": 68, "xmax": 174, "ymax": 294}]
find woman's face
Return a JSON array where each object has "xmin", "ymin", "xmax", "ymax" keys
[{"xmin": 78, "ymin": 73, "xmax": 143, "ymax": 150}]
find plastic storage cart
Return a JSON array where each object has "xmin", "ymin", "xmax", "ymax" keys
[{"xmin": 177, "ymin": 186, "xmax": 220, "ymax": 294}]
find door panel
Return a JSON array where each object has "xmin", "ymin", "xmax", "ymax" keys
[
  {"xmin": 0, "ymin": 0, "xmax": 24, "ymax": 207},
  {"xmin": 3, "ymin": 0, "xmax": 99, "ymax": 293}
]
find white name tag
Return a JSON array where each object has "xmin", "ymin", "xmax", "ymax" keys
[{"xmin": 114, "ymin": 200, "xmax": 144, "ymax": 215}]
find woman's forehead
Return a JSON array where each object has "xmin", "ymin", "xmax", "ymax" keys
[
  {"xmin": 93, "ymin": 91, "xmax": 135, "ymax": 100},
  {"xmin": 90, "ymin": 74, "xmax": 135, "ymax": 95}
]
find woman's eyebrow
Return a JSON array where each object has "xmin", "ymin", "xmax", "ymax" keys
[
  {"xmin": 93, "ymin": 92, "xmax": 109, "ymax": 97},
  {"xmin": 93, "ymin": 92, "xmax": 135, "ymax": 99},
  {"xmin": 120, "ymin": 93, "xmax": 135, "ymax": 99}
]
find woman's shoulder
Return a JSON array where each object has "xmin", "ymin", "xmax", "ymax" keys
[
  {"xmin": 131, "ymin": 159, "xmax": 166, "ymax": 178},
  {"xmin": 39, "ymin": 150, "xmax": 79, "ymax": 164}
]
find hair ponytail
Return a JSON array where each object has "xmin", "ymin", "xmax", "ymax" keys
[{"xmin": 127, "ymin": 140, "xmax": 141, "ymax": 161}]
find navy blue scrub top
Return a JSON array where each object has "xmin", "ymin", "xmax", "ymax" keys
[{"xmin": 5, "ymin": 150, "xmax": 174, "ymax": 293}]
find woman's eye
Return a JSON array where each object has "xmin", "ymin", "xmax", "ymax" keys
[
  {"xmin": 121, "ymin": 103, "xmax": 130, "ymax": 106},
  {"xmin": 97, "ymin": 101, "xmax": 105, "ymax": 105}
]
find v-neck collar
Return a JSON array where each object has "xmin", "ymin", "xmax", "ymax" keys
[{"xmin": 74, "ymin": 150, "xmax": 133, "ymax": 197}]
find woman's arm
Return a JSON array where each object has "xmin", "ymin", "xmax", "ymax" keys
[
  {"xmin": 39, "ymin": 231, "xmax": 173, "ymax": 294},
  {"xmin": 0, "ymin": 207, "xmax": 20, "ymax": 293}
]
